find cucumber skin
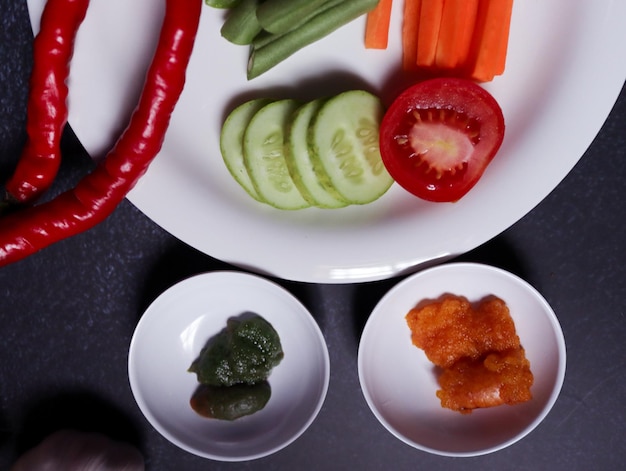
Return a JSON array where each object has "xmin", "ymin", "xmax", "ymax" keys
[
  {"xmin": 285, "ymin": 100, "xmax": 348, "ymax": 209},
  {"xmin": 243, "ymin": 99, "xmax": 311, "ymax": 210},
  {"xmin": 308, "ymin": 90, "xmax": 393, "ymax": 205},
  {"xmin": 220, "ymin": 98, "xmax": 273, "ymax": 202}
]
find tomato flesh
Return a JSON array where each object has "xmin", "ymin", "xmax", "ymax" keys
[{"xmin": 380, "ymin": 78, "xmax": 505, "ymax": 202}]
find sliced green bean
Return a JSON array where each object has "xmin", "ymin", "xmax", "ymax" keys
[
  {"xmin": 256, "ymin": 0, "xmax": 334, "ymax": 35},
  {"xmin": 247, "ymin": 0, "xmax": 379, "ymax": 80},
  {"xmin": 221, "ymin": 0, "xmax": 263, "ymax": 45}
]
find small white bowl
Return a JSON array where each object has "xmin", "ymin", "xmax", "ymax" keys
[
  {"xmin": 358, "ymin": 262, "xmax": 566, "ymax": 457},
  {"xmin": 128, "ymin": 271, "xmax": 330, "ymax": 461}
]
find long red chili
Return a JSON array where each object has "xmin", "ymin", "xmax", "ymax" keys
[
  {"xmin": 4, "ymin": 0, "xmax": 89, "ymax": 205},
  {"xmin": 0, "ymin": 0, "xmax": 202, "ymax": 266}
]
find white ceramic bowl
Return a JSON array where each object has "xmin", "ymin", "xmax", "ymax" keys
[
  {"xmin": 128, "ymin": 271, "xmax": 330, "ymax": 461},
  {"xmin": 358, "ymin": 262, "xmax": 566, "ymax": 457}
]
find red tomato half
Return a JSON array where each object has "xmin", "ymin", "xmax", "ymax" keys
[{"xmin": 379, "ymin": 78, "xmax": 505, "ymax": 202}]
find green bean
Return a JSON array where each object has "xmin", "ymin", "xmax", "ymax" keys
[
  {"xmin": 252, "ymin": 0, "xmax": 344, "ymax": 49},
  {"xmin": 247, "ymin": 0, "xmax": 379, "ymax": 80},
  {"xmin": 205, "ymin": 0, "xmax": 241, "ymax": 9},
  {"xmin": 256, "ymin": 0, "xmax": 334, "ymax": 35},
  {"xmin": 220, "ymin": 0, "xmax": 263, "ymax": 45}
]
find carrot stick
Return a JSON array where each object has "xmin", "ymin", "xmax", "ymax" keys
[
  {"xmin": 434, "ymin": 0, "xmax": 479, "ymax": 69},
  {"xmin": 416, "ymin": 0, "xmax": 444, "ymax": 67},
  {"xmin": 365, "ymin": 0, "xmax": 394, "ymax": 49},
  {"xmin": 402, "ymin": 0, "xmax": 422, "ymax": 70},
  {"xmin": 466, "ymin": 0, "xmax": 514, "ymax": 81}
]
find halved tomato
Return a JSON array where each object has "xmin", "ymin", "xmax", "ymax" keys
[{"xmin": 379, "ymin": 78, "xmax": 505, "ymax": 202}]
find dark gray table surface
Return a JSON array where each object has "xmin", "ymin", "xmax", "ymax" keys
[{"xmin": 1, "ymin": 2, "xmax": 625, "ymax": 470}]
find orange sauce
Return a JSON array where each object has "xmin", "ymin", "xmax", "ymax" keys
[{"xmin": 406, "ymin": 294, "xmax": 533, "ymax": 414}]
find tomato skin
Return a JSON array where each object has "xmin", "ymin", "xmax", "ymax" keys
[{"xmin": 379, "ymin": 78, "xmax": 505, "ymax": 202}]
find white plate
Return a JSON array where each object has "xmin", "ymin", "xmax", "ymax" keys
[
  {"xmin": 358, "ymin": 263, "xmax": 566, "ymax": 456},
  {"xmin": 127, "ymin": 271, "xmax": 330, "ymax": 461},
  {"xmin": 27, "ymin": 0, "xmax": 626, "ymax": 283}
]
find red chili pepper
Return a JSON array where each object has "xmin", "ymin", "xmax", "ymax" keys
[
  {"xmin": 4, "ymin": 0, "xmax": 89, "ymax": 205},
  {"xmin": 0, "ymin": 0, "xmax": 202, "ymax": 266}
]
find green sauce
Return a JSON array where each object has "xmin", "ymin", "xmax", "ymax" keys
[
  {"xmin": 190, "ymin": 382, "xmax": 272, "ymax": 421},
  {"xmin": 188, "ymin": 314, "xmax": 283, "ymax": 420}
]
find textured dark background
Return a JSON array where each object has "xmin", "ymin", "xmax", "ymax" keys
[{"xmin": 1, "ymin": 1, "xmax": 625, "ymax": 470}]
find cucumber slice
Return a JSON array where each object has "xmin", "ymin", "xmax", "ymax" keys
[
  {"xmin": 243, "ymin": 99, "xmax": 310, "ymax": 210},
  {"xmin": 286, "ymin": 99, "xmax": 348, "ymax": 209},
  {"xmin": 308, "ymin": 90, "xmax": 393, "ymax": 205},
  {"xmin": 220, "ymin": 98, "xmax": 273, "ymax": 202}
]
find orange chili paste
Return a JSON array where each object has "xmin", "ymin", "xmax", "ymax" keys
[{"xmin": 405, "ymin": 294, "xmax": 533, "ymax": 414}]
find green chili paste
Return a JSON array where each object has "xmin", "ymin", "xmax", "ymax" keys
[
  {"xmin": 190, "ymin": 382, "xmax": 271, "ymax": 421},
  {"xmin": 188, "ymin": 314, "xmax": 283, "ymax": 420}
]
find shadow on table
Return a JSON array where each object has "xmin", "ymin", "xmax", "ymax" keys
[
  {"xmin": 138, "ymin": 243, "xmax": 236, "ymax": 315},
  {"xmin": 0, "ymin": 409, "xmax": 9, "ymax": 450},
  {"xmin": 13, "ymin": 391, "xmax": 142, "ymax": 459},
  {"xmin": 137, "ymin": 242, "xmax": 323, "ymax": 327},
  {"xmin": 453, "ymin": 234, "xmax": 529, "ymax": 278},
  {"xmin": 137, "ymin": 234, "xmax": 530, "ymax": 347}
]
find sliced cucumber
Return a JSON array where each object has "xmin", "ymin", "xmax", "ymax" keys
[
  {"xmin": 220, "ymin": 98, "xmax": 273, "ymax": 202},
  {"xmin": 286, "ymin": 99, "xmax": 348, "ymax": 209},
  {"xmin": 243, "ymin": 99, "xmax": 310, "ymax": 210},
  {"xmin": 220, "ymin": 90, "xmax": 393, "ymax": 210},
  {"xmin": 308, "ymin": 90, "xmax": 393, "ymax": 205}
]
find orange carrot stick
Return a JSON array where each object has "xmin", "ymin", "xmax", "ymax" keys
[
  {"xmin": 466, "ymin": 0, "xmax": 514, "ymax": 81},
  {"xmin": 402, "ymin": 0, "xmax": 422, "ymax": 70},
  {"xmin": 434, "ymin": 0, "xmax": 479, "ymax": 69},
  {"xmin": 416, "ymin": 0, "xmax": 445, "ymax": 68},
  {"xmin": 365, "ymin": 0, "xmax": 394, "ymax": 49}
]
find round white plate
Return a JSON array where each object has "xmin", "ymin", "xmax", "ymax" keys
[
  {"xmin": 128, "ymin": 271, "xmax": 330, "ymax": 461},
  {"xmin": 27, "ymin": 0, "xmax": 626, "ymax": 283},
  {"xmin": 358, "ymin": 263, "xmax": 566, "ymax": 456}
]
